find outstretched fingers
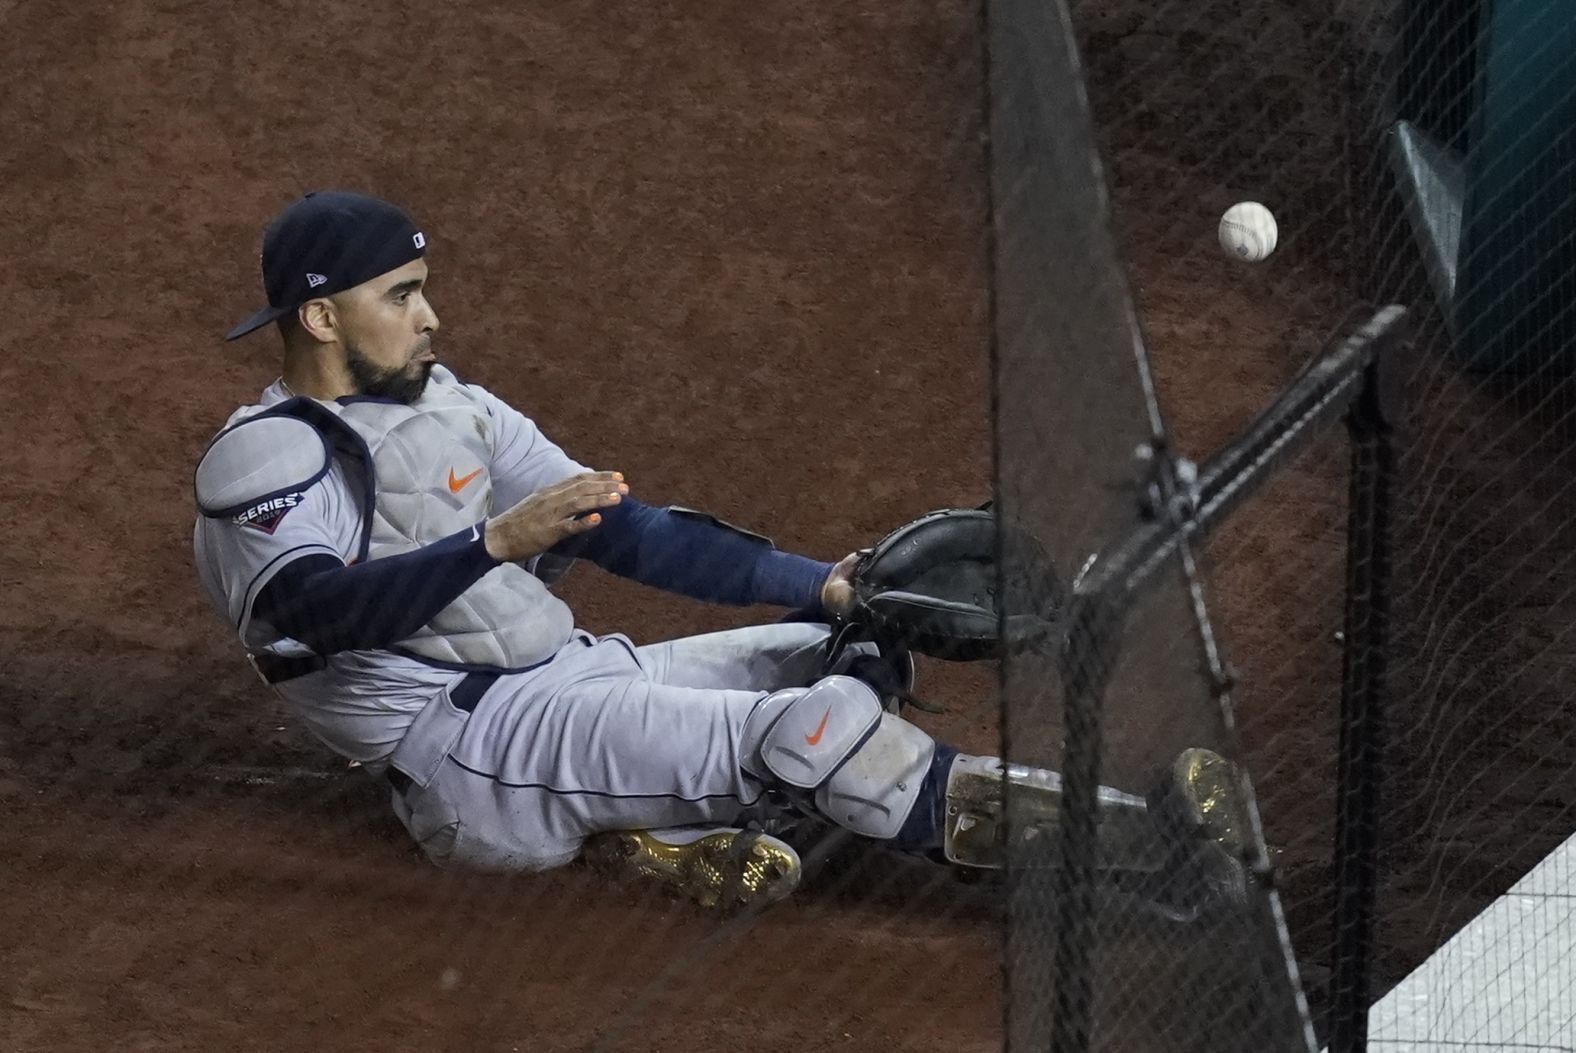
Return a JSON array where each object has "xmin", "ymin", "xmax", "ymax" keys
[{"xmin": 552, "ymin": 472, "xmax": 629, "ymax": 537}]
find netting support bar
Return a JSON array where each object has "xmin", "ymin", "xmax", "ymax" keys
[
  {"xmin": 1328, "ymin": 322, "xmax": 1402, "ymax": 1053},
  {"xmin": 1049, "ymin": 305, "xmax": 1409, "ymax": 1053}
]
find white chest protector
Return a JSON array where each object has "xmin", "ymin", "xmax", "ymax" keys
[
  {"xmin": 195, "ymin": 371, "xmax": 574, "ymax": 671},
  {"xmin": 335, "ymin": 384, "xmax": 575, "ymax": 669}
]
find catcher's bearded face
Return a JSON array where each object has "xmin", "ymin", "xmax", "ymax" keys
[{"xmin": 325, "ymin": 258, "xmax": 441, "ymax": 404}]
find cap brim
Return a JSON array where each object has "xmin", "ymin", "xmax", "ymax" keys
[{"xmin": 224, "ymin": 304, "xmax": 291, "ymax": 342}]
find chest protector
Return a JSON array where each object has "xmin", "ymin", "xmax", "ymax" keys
[
  {"xmin": 203, "ymin": 372, "xmax": 574, "ymax": 671},
  {"xmin": 338, "ymin": 382, "xmax": 574, "ymax": 670}
]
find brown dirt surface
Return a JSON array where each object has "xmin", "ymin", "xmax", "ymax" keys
[
  {"xmin": 2, "ymin": 2, "xmax": 1003, "ymax": 1050},
  {"xmin": 8, "ymin": 0, "xmax": 1568, "ymax": 1049}
]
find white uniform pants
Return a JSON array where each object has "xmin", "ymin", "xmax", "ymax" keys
[{"xmin": 390, "ymin": 622, "xmax": 836, "ymax": 871}]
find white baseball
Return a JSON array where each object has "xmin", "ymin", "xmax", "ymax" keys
[{"xmin": 1218, "ymin": 202, "xmax": 1278, "ymax": 262}]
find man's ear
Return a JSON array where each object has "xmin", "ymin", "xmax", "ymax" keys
[{"xmin": 297, "ymin": 299, "xmax": 339, "ymax": 344}]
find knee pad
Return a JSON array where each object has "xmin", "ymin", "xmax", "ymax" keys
[
  {"xmin": 823, "ymin": 624, "xmax": 917, "ymax": 712},
  {"xmin": 740, "ymin": 675, "xmax": 936, "ymax": 840}
]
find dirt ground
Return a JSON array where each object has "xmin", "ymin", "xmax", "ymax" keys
[
  {"xmin": 2, "ymin": 3, "xmax": 1003, "ymax": 1050},
  {"xmin": 4, "ymin": 0, "xmax": 1568, "ymax": 1050}
]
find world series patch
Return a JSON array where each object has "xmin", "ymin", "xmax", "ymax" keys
[{"xmin": 234, "ymin": 492, "xmax": 305, "ymax": 534}]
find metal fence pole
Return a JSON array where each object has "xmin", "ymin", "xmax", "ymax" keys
[{"xmin": 1328, "ymin": 348, "xmax": 1399, "ymax": 1053}]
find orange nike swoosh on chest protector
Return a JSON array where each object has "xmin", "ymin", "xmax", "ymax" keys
[{"xmin": 448, "ymin": 468, "xmax": 483, "ymax": 494}]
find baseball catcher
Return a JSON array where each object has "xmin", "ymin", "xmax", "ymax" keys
[{"xmin": 192, "ymin": 191, "xmax": 1245, "ymax": 916}]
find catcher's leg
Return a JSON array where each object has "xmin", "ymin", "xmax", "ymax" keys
[
  {"xmin": 419, "ymin": 665, "xmax": 807, "ymax": 914},
  {"xmin": 578, "ymin": 625, "xmax": 905, "ymax": 913},
  {"xmin": 739, "ymin": 675, "xmax": 1247, "ymax": 915}
]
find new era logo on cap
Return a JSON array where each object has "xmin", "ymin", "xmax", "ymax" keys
[{"xmin": 225, "ymin": 191, "xmax": 430, "ymax": 341}]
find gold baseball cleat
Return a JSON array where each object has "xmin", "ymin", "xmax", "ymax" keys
[
  {"xmin": 582, "ymin": 827, "xmax": 802, "ymax": 912},
  {"xmin": 1145, "ymin": 746, "xmax": 1252, "ymax": 915},
  {"xmin": 1166, "ymin": 746, "xmax": 1247, "ymax": 852}
]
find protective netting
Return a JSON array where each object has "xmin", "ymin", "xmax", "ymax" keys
[
  {"xmin": 6, "ymin": 0, "xmax": 1575, "ymax": 1050},
  {"xmin": 1360, "ymin": 1, "xmax": 1576, "ymax": 1048},
  {"xmin": 987, "ymin": 0, "xmax": 1576, "ymax": 1051},
  {"xmin": 988, "ymin": 2, "xmax": 1317, "ymax": 1050}
]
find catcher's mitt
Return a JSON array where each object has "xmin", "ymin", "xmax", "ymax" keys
[{"xmin": 843, "ymin": 507, "xmax": 1063, "ymax": 662}]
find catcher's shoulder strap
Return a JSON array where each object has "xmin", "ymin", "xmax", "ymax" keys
[
  {"xmin": 194, "ymin": 411, "xmax": 332, "ymax": 519},
  {"xmin": 197, "ymin": 398, "xmax": 381, "ymax": 563}
]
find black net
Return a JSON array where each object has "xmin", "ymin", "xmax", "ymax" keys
[
  {"xmin": 988, "ymin": 0, "xmax": 1576, "ymax": 1050},
  {"xmin": 987, "ymin": 1, "xmax": 1317, "ymax": 1050},
  {"xmin": 1358, "ymin": 1, "xmax": 1576, "ymax": 1049},
  {"xmin": 9, "ymin": 0, "xmax": 1576, "ymax": 1049}
]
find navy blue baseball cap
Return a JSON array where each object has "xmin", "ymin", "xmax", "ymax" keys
[{"xmin": 225, "ymin": 190, "xmax": 427, "ymax": 341}]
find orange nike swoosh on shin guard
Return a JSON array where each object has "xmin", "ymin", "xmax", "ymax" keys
[
  {"xmin": 804, "ymin": 707, "xmax": 833, "ymax": 747},
  {"xmin": 448, "ymin": 467, "xmax": 483, "ymax": 494}
]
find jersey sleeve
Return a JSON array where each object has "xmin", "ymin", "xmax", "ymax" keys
[
  {"xmin": 465, "ymin": 382, "xmax": 591, "ymax": 511},
  {"xmin": 192, "ymin": 468, "xmax": 360, "ymax": 649}
]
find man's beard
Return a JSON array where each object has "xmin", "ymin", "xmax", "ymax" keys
[{"xmin": 345, "ymin": 340, "xmax": 433, "ymax": 404}]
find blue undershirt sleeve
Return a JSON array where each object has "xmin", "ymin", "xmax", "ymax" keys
[
  {"xmin": 252, "ymin": 523, "xmax": 500, "ymax": 654},
  {"xmin": 550, "ymin": 497, "xmax": 833, "ymax": 610},
  {"xmin": 253, "ymin": 500, "xmax": 831, "ymax": 654}
]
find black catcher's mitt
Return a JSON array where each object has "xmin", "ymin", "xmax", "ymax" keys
[{"xmin": 843, "ymin": 507, "xmax": 1063, "ymax": 662}]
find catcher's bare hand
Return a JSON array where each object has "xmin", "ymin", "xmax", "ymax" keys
[
  {"xmin": 821, "ymin": 550, "xmax": 862, "ymax": 619},
  {"xmin": 484, "ymin": 471, "xmax": 627, "ymax": 563}
]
